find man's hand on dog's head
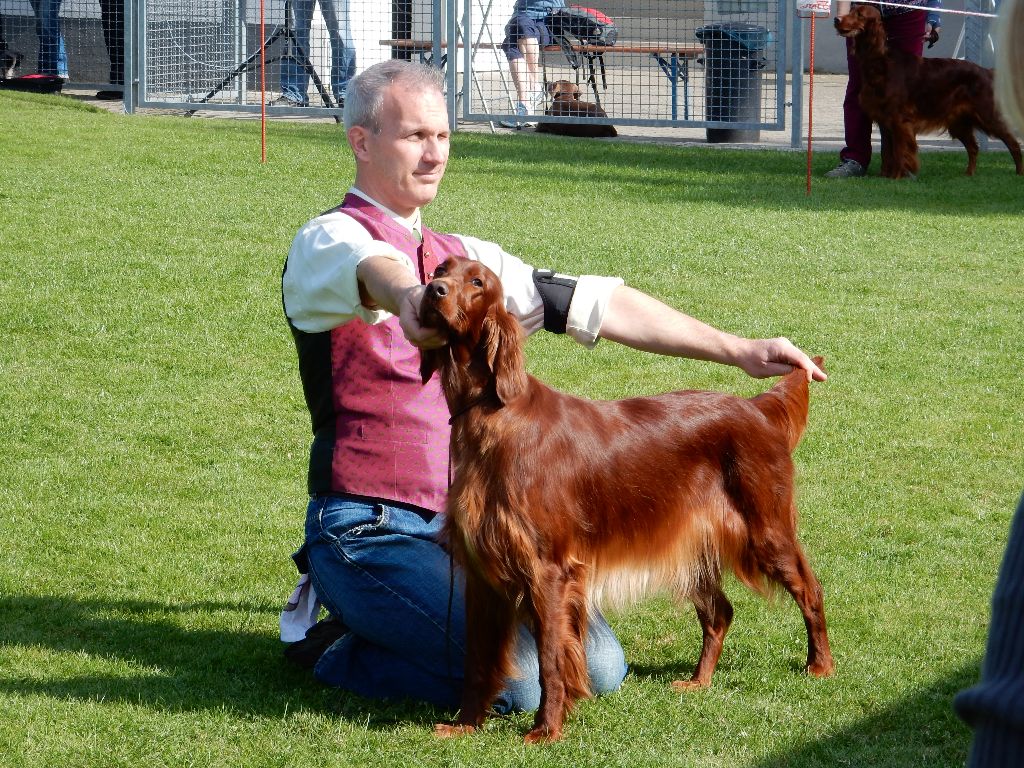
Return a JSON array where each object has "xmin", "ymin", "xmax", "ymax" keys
[{"xmin": 399, "ymin": 285, "xmax": 447, "ymax": 350}]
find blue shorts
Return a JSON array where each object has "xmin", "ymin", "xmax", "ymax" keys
[{"xmin": 502, "ymin": 13, "xmax": 553, "ymax": 61}]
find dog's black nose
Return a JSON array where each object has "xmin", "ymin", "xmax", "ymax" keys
[
  {"xmin": 833, "ymin": 16, "xmax": 840, "ymax": 28},
  {"xmin": 428, "ymin": 281, "xmax": 448, "ymax": 298}
]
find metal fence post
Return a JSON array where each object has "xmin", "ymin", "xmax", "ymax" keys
[
  {"xmin": 790, "ymin": 0, "xmax": 804, "ymax": 149},
  {"xmin": 123, "ymin": 0, "xmax": 136, "ymax": 113}
]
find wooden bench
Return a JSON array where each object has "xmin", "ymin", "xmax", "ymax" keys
[{"xmin": 380, "ymin": 39, "xmax": 704, "ymax": 121}]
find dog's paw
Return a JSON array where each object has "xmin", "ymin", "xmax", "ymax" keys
[
  {"xmin": 807, "ymin": 658, "xmax": 835, "ymax": 678},
  {"xmin": 524, "ymin": 725, "xmax": 562, "ymax": 744},
  {"xmin": 670, "ymin": 678, "xmax": 711, "ymax": 692},
  {"xmin": 433, "ymin": 723, "xmax": 477, "ymax": 739}
]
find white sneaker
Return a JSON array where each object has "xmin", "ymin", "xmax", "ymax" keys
[{"xmin": 499, "ymin": 101, "xmax": 535, "ymax": 129}]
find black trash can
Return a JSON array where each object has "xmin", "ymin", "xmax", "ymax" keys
[{"xmin": 695, "ymin": 23, "xmax": 770, "ymax": 143}]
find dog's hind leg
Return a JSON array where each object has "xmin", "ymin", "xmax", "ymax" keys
[
  {"xmin": 949, "ymin": 119, "xmax": 980, "ymax": 176},
  {"xmin": 672, "ymin": 582, "xmax": 733, "ymax": 691},
  {"xmin": 1003, "ymin": 133, "xmax": 1024, "ymax": 175},
  {"xmin": 755, "ymin": 516, "xmax": 835, "ymax": 679},
  {"xmin": 978, "ymin": 115, "xmax": 1024, "ymax": 175}
]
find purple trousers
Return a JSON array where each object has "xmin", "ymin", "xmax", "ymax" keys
[{"xmin": 840, "ymin": 9, "xmax": 927, "ymax": 168}]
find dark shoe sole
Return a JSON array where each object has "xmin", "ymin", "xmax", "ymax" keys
[{"xmin": 283, "ymin": 618, "xmax": 348, "ymax": 669}]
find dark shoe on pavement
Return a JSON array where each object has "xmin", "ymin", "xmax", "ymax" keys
[
  {"xmin": 269, "ymin": 94, "xmax": 308, "ymax": 107},
  {"xmin": 824, "ymin": 159, "xmax": 866, "ymax": 178}
]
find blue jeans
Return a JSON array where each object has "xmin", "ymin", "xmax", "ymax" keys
[
  {"xmin": 299, "ymin": 495, "xmax": 628, "ymax": 712},
  {"xmin": 30, "ymin": 0, "xmax": 67, "ymax": 77},
  {"xmin": 281, "ymin": 0, "xmax": 354, "ymax": 105}
]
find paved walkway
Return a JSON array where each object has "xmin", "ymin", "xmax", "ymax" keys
[{"xmin": 64, "ymin": 72, "xmax": 982, "ymax": 156}]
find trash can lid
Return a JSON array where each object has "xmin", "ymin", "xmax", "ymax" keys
[{"xmin": 695, "ymin": 23, "xmax": 772, "ymax": 50}]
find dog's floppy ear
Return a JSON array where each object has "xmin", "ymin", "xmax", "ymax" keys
[
  {"xmin": 420, "ymin": 347, "xmax": 446, "ymax": 384},
  {"xmin": 483, "ymin": 303, "xmax": 527, "ymax": 404}
]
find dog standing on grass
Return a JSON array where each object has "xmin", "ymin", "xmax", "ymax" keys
[
  {"xmin": 423, "ymin": 256, "xmax": 834, "ymax": 744},
  {"xmin": 835, "ymin": 5, "xmax": 1023, "ymax": 178},
  {"xmin": 535, "ymin": 79, "xmax": 618, "ymax": 138}
]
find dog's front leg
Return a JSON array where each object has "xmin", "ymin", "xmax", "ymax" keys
[
  {"xmin": 879, "ymin": 125, "xmax": 896, "ymax": 178},
  {"xmin": 886, "ymin": 122, "xmax": 918, "ymax": 179},
  {"xmin": 524, "ymin": 566, "xmax": 587, "ymax": 744},
  {"xmin": 434, "ymin": 574, "xmax": 516, "ymax": 738}
]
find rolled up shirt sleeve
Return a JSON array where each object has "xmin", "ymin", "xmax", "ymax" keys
[
  {"xmin": 282, "ymin": 211, "xmax": 416, "ymax": 333},
  {"xmin": 566, "ymin": 274, "xmax": 624, "ymax": 348}
]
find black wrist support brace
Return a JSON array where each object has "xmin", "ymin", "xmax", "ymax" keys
[{"xmin": 532, "ymin": 269, "xmax": 578, "ymax": 334}]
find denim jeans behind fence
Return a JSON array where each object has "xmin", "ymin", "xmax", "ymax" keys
[
  {"xmin": 30, "ymin": 0, "xmax": 67, "ymax": 77},
  {"xmin": 299, "ymin": 494, "xmax": 628, "ymax": 712},
  {"xmin": 281, "ymin": 0, "xmax": 354, "ymax": 105}
]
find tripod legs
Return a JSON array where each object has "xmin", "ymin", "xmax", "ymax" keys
[{"xmin": 190, "ymin": 0, "xmax": 339, "ymax": 120}]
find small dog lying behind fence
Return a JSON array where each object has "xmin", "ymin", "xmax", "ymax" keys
[
  {"xmin": 422, "ymin": 256, "xmax": 834, "ymax": 743},
  {"xmin": 835, "ymin": 5, "xmax": 1022, "ymax": 178},
  {"xmin": 535, "ymin": 79, "xmax": 618, "ymax": 138}
]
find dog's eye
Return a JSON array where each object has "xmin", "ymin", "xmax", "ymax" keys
[{"xmin": 471, "ymin": 277, "xmax": 484, "ymax": 287}]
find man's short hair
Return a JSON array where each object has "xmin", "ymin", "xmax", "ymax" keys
[{"xmin": 343, "ymin": 60, "xmax": 445, "ymax": 133}]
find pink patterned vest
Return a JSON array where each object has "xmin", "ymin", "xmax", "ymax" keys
[{"xmin": 287, "ymin": 194, "xmax": 467, "ymax": 515}]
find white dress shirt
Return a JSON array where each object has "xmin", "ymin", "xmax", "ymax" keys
[{"xmin": 281, "ymin": 188, "xmax": 623, "ymax": 347}]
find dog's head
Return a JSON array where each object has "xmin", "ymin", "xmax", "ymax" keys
[
  {"xmin": 833, "ymin": 5, "xmax": 882, "ymax": 38},
  {"xmin": 419, "ymin": 257, "xmax": 527, "ymax": 404},
  {"xmin": 547, "ymin": 79, "xmax": 581, "ymax": 101}
]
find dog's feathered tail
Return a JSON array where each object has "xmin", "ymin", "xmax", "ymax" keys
[{"xmin": 749, "ymin": 356, "xmax": 823, "ymax": 452}]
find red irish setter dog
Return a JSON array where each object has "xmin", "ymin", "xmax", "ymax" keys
[
  {"xmin": 535, "ymin": 79, "xmax": 618, "ymax": 138},
  {"xmin": 835, "ymin": 5, "xmax": 1022, "ymax": 179},
  {"xmin": 421, "ymin": 257, "xmax": 833, "ymax": 743}
]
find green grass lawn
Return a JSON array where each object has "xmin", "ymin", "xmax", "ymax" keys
[{"xmin": 1, "ymin": 90, "xmax": 1022, "ymax": 767}]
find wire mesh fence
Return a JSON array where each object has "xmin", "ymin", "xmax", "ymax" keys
[
  {"xmin": 0, "ymin": 0, "xmax": 796, "ymax": 135},
  {"xmin": 460, "ymin": 0, "xmax": 785, "ymax": 135},
  {"xmin": 139, "ymin": 0, "xmax": 438, "ymax": 111},
  {"xmin": 1, "ymin": 0, "xmax": 998, "ymax": 140},
  {"xmin": 960, "ymin": 0, "xmax": 997, "ymax": 67},
  {"xmin": 50, "ymin": 0, "xmax": 784, "ymax": 133}
]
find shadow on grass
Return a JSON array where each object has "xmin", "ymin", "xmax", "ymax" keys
[
  {"xmin": 750, "ymin": 661, "xmax": 980, "ymax": 768},
  {"xmin": 0, "ymin": 593, "xmax": 983, "ymax": 764},
  {"xmin": 0, "ymin": 594, "xmax": 441, "ymax": 727}
]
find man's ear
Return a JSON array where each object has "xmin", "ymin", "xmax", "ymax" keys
[
  {"xmin": 483, "ymin": 306, "xmax": 527, "ymax": 404},
  {"xmin": 348, "ymin": 125, "xmax": 371, "ymax": 162}
]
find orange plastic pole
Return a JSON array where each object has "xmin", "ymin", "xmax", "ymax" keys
[
  {"xmin": 260, "ymin": 0, "xmax": 267, "ymax": 163},
  {"xmin": 806, "ymin": 15, "xmax": 816, "ymax": 195}
]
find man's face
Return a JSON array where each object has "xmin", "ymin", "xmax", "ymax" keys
[{"xmin": 349, "ymin": 83, "xmax": 450, "ymax": 218}]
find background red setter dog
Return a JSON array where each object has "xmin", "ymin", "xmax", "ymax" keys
[
  {"xmin": 835, "ymin": 5, "xmax": 1022, "ymax": 179},
  {"xmin": 535, "ymin": 79, "xmax": 618, "ymax": 138},
  {"xmin": 421, "ymin": 257, "xmax": 833, "ymax": 743}
]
